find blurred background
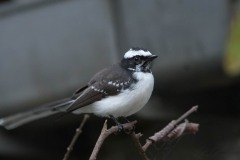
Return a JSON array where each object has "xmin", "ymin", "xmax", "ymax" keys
[{"xmin": 0, "ymin": 0, "xmax": 240, "ymax": 159}]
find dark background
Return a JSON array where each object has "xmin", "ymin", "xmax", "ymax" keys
[{"xmin": 0, "ymin": 0, "xmax": 240, "ymax": 160}]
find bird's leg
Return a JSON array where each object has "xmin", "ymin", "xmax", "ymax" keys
[
  {"xmin": 109, "ymin": 115, "xmax": 123, "ymax": 132},
  {"xmin": 119, "ymin": 116, "xmax": 135, "ymax": 134}
]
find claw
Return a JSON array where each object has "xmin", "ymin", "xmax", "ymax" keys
[
  {"xmin": 119, "ymin": 117, "xmax": 135, "ymax": 134},
  {"xmin": 109, "ymin": 115, "xmax": 123, "ymax": 133},
  {"xmin": 117, "ymin": 123, "xmax": 124, "ymax": 133}
]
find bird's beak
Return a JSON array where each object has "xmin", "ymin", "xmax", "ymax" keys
[{"xmin": 147, "ymin": 55, "xmax": 158, "ymax": 61}]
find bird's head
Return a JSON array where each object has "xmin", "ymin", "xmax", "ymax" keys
[{"xmin": 121, "ymin": 47, "xmax": 158, "ymax": 73}]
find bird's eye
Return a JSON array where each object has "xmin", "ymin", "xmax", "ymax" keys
[{"xmin": 134, "ymin": 56, "xmax": 140, "ymax": 62}]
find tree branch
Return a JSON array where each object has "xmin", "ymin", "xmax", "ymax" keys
[
  {"xmin": 142, "ymin": 105, "xmax": 199, "ymax": 152},
  {"xmin": 65, "ymin": 106, "xmax": 199, "ymax": 160},
  {"xmin": 62, "ymin": 114, "xmax": 90, "ymax": 160},
  {"xmin": 89, "ymin": 120, "xmax": 137, "ymax": 160},
  {"xmin": 130, "ymin": 132, "xmax": 150, "ymax": 160},
  {"xmin": 130, "ymin": 120, "xmax": 199, "ymax": 160},
  {"xmin": 162, "ymin": 120, "xmax": 199, "ymax": 141}
]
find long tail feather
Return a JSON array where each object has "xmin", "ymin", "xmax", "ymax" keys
[{"xmin": 0, "ymin": 98, "xmax": 74, "ymax": 130}]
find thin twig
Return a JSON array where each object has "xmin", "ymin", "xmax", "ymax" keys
[
  {"xmin": 175, "ymin": 105, "xmax": 198, "ymax": 124},
  {"xmin": 130, "ymin": 121, "xmax": 199, "ymax": 160},
  {"xmin": 127, "ymin": 106, "xmax": 199, "ymax": 160},
  {"xmin": 162, "ymin": 120, "xmax": 199, "ymax": 141},
  {"xmin": 130, "ymin": 132, "xmax": 149, "ymax": 160},
  {"xmin": 89, "ymin": 120, "xmax": 137, "ymax": 160},
  {"xmin": 62, "ymin": 114, "xmax": 90, "ymax": 160},
  {"xmin": 142, "ymin": 105, "xmax": 198, "ymax": 151}
]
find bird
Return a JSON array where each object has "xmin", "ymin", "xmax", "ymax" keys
[{"xmin": 0, "ymin": 47, "xmax": 157, "ymax": 130}]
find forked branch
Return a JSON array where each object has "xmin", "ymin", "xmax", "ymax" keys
[
  {"xmin": 90, "ymin": 106, "xmax": 199, "ymax": 160},
  {"xmin": 89, "ymin": 120, "xmax": 137, "ymax": 160}
]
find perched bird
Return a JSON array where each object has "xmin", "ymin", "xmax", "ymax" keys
[{"xmin": 0, "ymin": 47, "xmax": 157, "ymax": 130}]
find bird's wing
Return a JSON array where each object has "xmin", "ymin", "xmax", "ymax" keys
[
  {"xmin": 71, "ymin": 85, "xmax": 88, "ymax": 99},
  {"xmin": 66, "ymin": 85, "xmax": 104, "ymax": 112},
  {"xmin": 66, "ymin": 64, "xmax": 133, "ymax": 113}
]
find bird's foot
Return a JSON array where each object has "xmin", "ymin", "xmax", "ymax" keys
[
  {"xmin": 109, "ymin": 115, "xmax": 124, "ymax": 133},
  {"xmin": 116, "ymin": 123, "xmax": 124, "ymax": 133},
  {"xmin": 119, "ymin": 117, "xmax": 135, "ymax": 134}
]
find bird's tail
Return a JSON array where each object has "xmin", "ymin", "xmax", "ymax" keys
[{"xmin": 0, "ymin": 98, "xmax": 74, "ymax": 130}]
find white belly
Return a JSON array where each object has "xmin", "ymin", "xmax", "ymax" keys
[{"xmin": 73, "ymin": 72, "xmax": 154, "ymax": 117}]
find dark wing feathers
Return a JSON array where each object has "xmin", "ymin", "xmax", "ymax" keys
[
  {"xmin": 66, "ymin": 64, "xmax": 133, "ymax": 112},
  {"xmin": 71, "ymin": 85, "xmax": 88, "ymax": 99},
  {"xmin": 67, "ymin": 87, "xmax": 103, "ymax": 112}
]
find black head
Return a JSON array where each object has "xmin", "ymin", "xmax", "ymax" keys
[{"xmin": 121, "ymin": 48, "xmax": 157, "ymax": 73}]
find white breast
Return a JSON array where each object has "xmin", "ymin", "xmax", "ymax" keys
[{"xmin": 73, "ymin": 72, "xmax": 154, "ymax": 117}]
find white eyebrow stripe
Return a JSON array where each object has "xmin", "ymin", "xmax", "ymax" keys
[{"xmin": 124, "ymin": 49, "xmax": 152, "ymax": 58}]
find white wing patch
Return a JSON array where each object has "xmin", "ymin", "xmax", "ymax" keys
[
  {"xmin": 90, "ymin": 86, "xmax": 107, "ymax": 94},
  {"xmin": 107, "ymin": 80, "xmax": 130, "ymax": 87}
]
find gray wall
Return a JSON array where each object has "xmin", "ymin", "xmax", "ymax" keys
[
  {"xmin": 0, "ymin": 0, "xmax": 118, "ymax": 113},
  {"xmin": 0, "ymin": 0, "xmax": 231, "ymax": 113},
  {"xmin": 1, "ymin": 1, "xmax": 240, "ymax": 160}
]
